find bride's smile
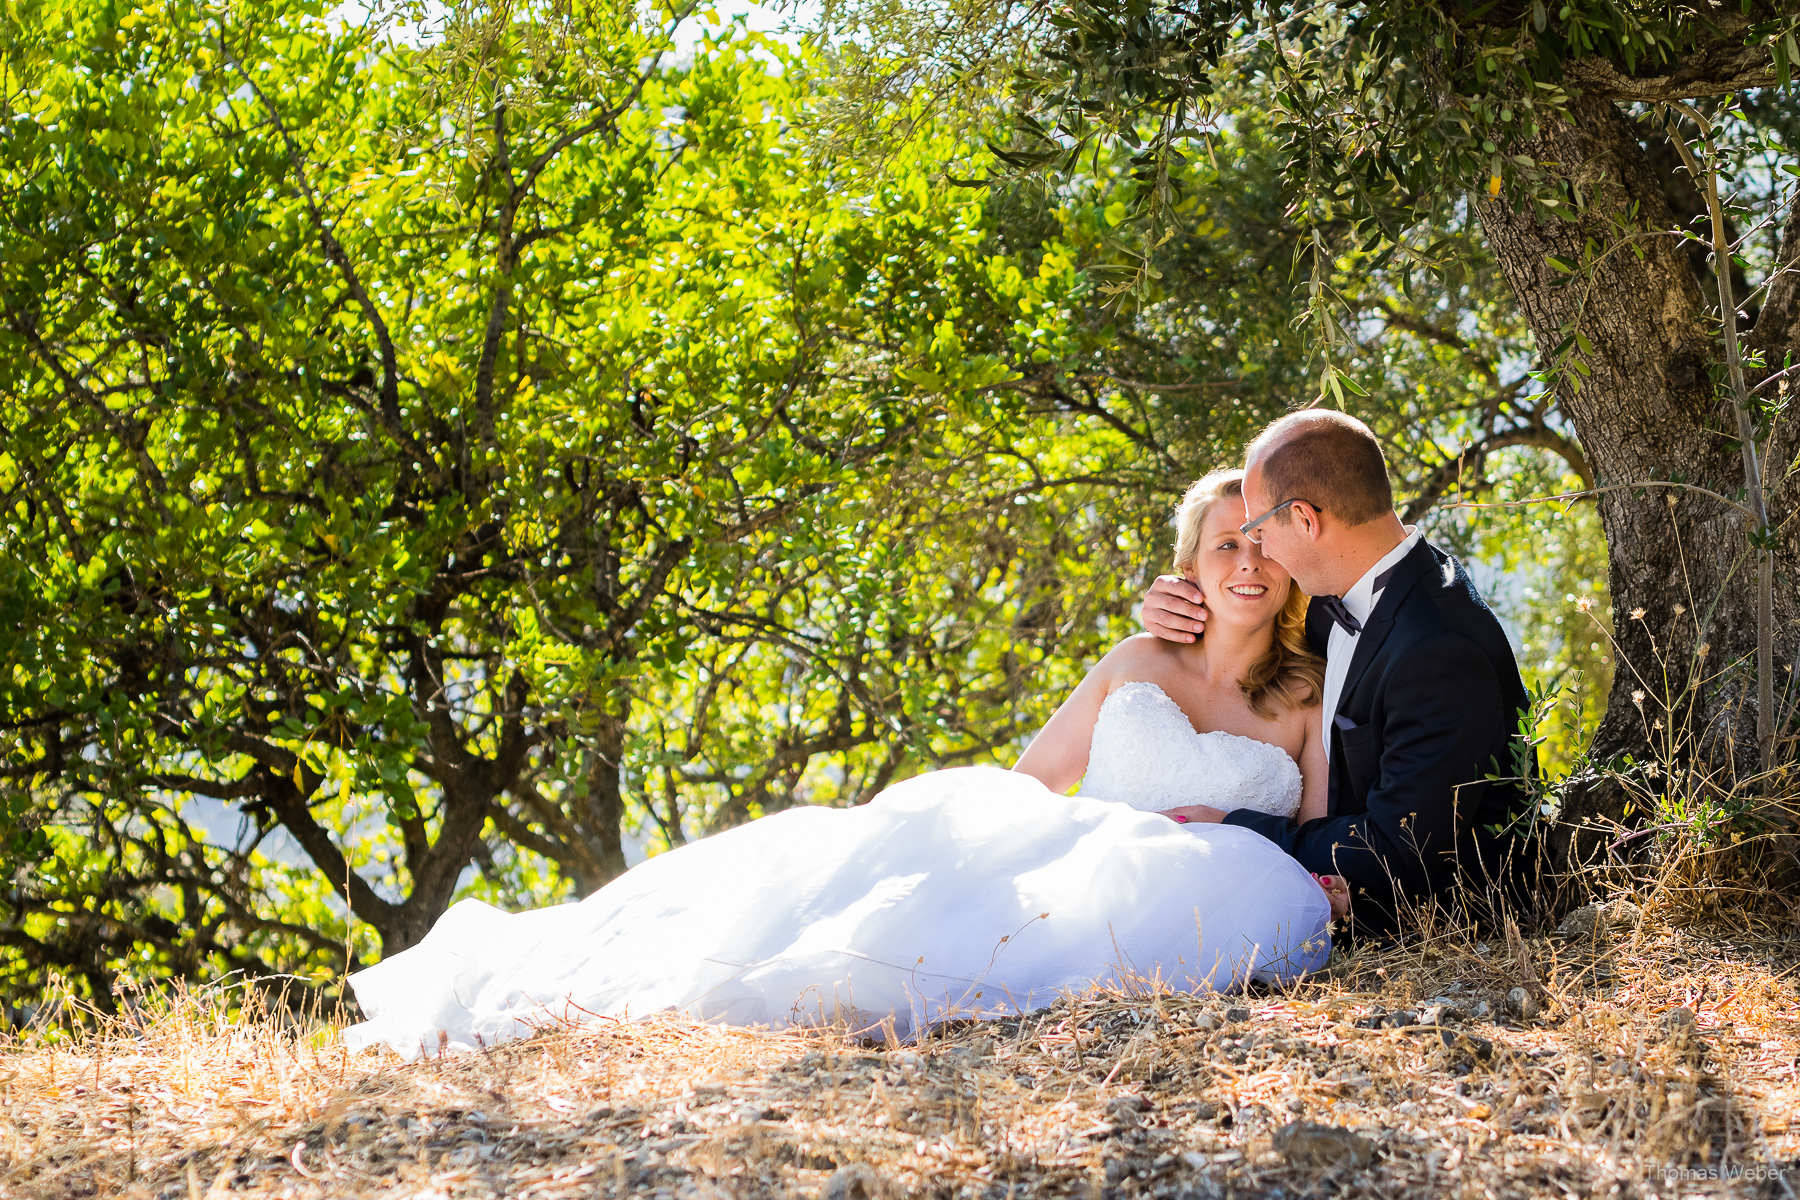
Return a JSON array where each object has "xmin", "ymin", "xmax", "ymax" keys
[{"xmin": 1189, "ymin": 500, "xmax": 1292, "ymax": 628}]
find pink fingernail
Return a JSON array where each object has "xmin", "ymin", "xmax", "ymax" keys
[{"xmin": 1172, "ymin": 815, "xmax": 1189, "ymax": 824}]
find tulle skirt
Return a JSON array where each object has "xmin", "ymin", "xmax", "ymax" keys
[{"xmin": 341, "ymin": 767, "xmax": 1330, "ymax": 1058}]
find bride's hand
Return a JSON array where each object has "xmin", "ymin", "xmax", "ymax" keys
[
  {"xmin": 1142, "ymin": 575, "xmax": 1207, "ymax": 643},
  {"xmin": 1313, "ymin": 873, "xmax": 1351, "ymax": 921},
  {"xmin": 1160, "ymin": 804, "xmax": 1225, "ymax": 824}
]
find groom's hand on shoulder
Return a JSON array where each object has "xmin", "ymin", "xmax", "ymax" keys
[{"xmin": 1143, "ymin": 575, "xmax": 1207, "ymax": 643}]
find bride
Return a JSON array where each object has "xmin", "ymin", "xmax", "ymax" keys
[{"xmin": 343, "ymin": 470, "xmax": 1343, "ymax": 1058}]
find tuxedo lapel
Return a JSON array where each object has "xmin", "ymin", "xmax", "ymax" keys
[{"xmin": 1334, "ymin": 539, "xmax": 1435, "ymax": 713}]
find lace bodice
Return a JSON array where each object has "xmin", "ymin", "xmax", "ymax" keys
[{"xmin": 1075, "ymin": 681, "xmax": 1303, "ymax": 819}]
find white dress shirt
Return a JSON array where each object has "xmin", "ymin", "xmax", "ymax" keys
[{"xmin": 1320, "ymin": 527, "xmax": 1422, "ymax": 764}]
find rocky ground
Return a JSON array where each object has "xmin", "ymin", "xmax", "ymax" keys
[{"xmin": 5, "ymin": 904, "xmax": 1800, "ymax": 1199}]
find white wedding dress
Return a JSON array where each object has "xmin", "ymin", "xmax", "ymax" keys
[{"xmin": 342, "ymin": 682, "xmax": 1330, "ymax": 1058}]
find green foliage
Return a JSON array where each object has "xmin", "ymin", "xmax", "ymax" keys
[
  {"xmin": 1002, "ymin": 3, "xmax": 1790, "ymax": 274},
  {"xmin": 0, "ymin": 0, "xmax": 1147, "ymax": 999},
  {"xmin": 824, "ymin": 0, "xmax": 1794, "ymax": 408}
]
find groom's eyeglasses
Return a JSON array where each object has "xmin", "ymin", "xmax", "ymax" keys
[{"xmin": 1239, "ymin": 497, "xmax": 1321, "ymax": 544}]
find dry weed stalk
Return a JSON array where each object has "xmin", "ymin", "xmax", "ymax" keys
[{"xmin": 1537, "ymin": 589, "xmax": 1800, "ymax": 932}]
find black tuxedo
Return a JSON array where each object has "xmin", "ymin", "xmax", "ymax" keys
[{"xmin": 1222, "ymin": 538, "xmax": 1534, "ymax": 938}]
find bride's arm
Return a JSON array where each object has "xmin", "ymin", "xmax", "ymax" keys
[
  {"xmin": 1011, "ymin": 654, "xmax": 1124, "ymax": 793},
  {"xmin": 1296, "ymin": 707, "xmax": 1329, "ymax": 823}
]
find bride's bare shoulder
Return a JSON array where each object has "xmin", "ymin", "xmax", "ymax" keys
[
  {"xmin": 1288, "ymin": 689, "xmax": 1324, "ymax": 715},
  {"xmin": 1066, "ymin": 635, "xmax": 1185, "ymax": 699},
  {"xmin": 1277, "ymin": 691, "xmax": 1323, "ymax": 741},
  {"xmin": 1097, "ymin": 633, "xmax": 1188, "ymax": 673}
]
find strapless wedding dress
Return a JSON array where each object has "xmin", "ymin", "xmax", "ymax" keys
[{"xmin": 342, "ymin": 682, "xmax": 1330, "ymax": 1058}]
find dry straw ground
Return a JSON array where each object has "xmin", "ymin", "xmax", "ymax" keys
[{"xmin": 5, "ymin": 906, "xmax": 1800, "ymax": 1200}]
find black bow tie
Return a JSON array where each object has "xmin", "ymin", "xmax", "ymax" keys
[
  {"xmin": 1319, "ymin": 561, "xmax": 1406, "ymax": 638},
  {"xmin": 1318, "ymin": 594, "xmax": 1362, "ymax": 636}
]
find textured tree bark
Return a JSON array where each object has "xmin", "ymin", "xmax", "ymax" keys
[{"xmin": 1472, "ymin": 93, "xmax": 1800, "ymax": 850}]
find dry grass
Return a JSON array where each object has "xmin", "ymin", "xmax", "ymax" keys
[{"xmin": 5, "ymin": 911, "xmax": 1800, "ymax": 1200}]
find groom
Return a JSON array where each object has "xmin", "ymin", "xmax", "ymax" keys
[{"xmin": 1144, "ymin": 410, "xmax": 1535, "ymax": 938}]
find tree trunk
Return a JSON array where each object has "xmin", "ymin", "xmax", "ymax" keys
[
  {"xmin": 381, "ymin": 777, "xmax": 503, "ymax": 952},
  {"xmin": 1472, "ymin": 93, "xmax": 1800, "ymax": 853},
  {"xmin": 576, "ymin": 687, "xmax": 632, "ymax": 891}
]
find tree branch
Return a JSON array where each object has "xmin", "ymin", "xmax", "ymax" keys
[
  {"xmin": 1564, "ymin": 36, "xmax": 1777, "ymax": 103},
  {"xmin": 225, "ymin": 30, "xmax": 424, "ymax": 461},
  {"xmin": 1402, "ymin": 423, "xmax": 1593, "ymax": 522}
]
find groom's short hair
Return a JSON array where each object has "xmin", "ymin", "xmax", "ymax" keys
[{"xmin": 1249, "ymin": 410, "xmax": 1394, "ymax": 527}]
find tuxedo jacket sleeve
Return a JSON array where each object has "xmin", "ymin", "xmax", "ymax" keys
[
  {"xmin": 1221, "ymin": 540, "xmax": 1531, "ymax": 931},
  {"xmin": 1225, "ymin": 632, "xmax": 1503, "ymax": 892}
]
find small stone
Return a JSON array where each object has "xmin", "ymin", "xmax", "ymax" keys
[
  {"xmin": 1660, "ymin": 1007, "xmax": 1697, "ymax": 1035},
  {"xmin": 1105, "ymin": 1095, "xmax": 1149, "ymax": 1126},
  {"xmin": 1234, "ymin": 1102, "xmax": 1271, "ymax": 1127},
  {"xmin": 1104, "ymin": 1158, "xmax": 1132, "ymax": 1186},
  {"xmin": 1285, "ymin": 1096, "xmax": 1307, "ymax": 1114},
  {"xmin": 1383, "ymin": 1010, "xmax": 1418, "ymax": 1029},
  {"xmin": 1469, "ymin": 1000, "xmax": 1491, "ymax": 1020},
  {"xmin": 823, "ymin": 1164, "xmax": 887, "ymax": 1200},
  {"xmin": 1174, "ymin": 1182, "xmax": 1225, "ymax": 1200},
  {"xmin": 945, "ymin": 1039, "xmax": 992, "ymax": 1066},
  {"xmin": 1556, "ymin": 903, "xmax": 1604, "ymax": 940},
  {"xmin": 1474, "ymin": 942, "xmax": 1492, "ymax": 956},
  {"xmin": 1426, "ymin": 1028, "xmax": 1494, "ymax": 1061},
  {"xmin": 1270, "ymin": 1121, "xmax": 1374, "ymax": 1170},
  {"xmin": 1506, "ymin": 987, "xmax": 1541, "ymax": 1020},
  {"xmin": 1193, "ymin": 1013, "xmax": 1220, "ymax": 1031},
  {"xmin": 1556, "ymin": 899, "xmax": 1643, "ymax": 941},
  {"xmin": 1419, "ymin": 996, "xmax": 1467, "ymax": 1020},
  {"xmin": 1225, "ymin": 1006, "xmax": 1252, "ymax": 1024},
  {"xmin": 679, "ymin": 1180, "xmax": 735, "ymax": 1200}
]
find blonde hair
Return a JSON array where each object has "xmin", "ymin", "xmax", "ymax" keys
[{"xmin": 1172, "ymin": 469, "xmax": 1325, "ymax": 719}]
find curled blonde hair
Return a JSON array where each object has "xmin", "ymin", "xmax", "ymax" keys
[{"xmin": 1172, "ymin": 469, "xmax": 1325, "ymax": 719}]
